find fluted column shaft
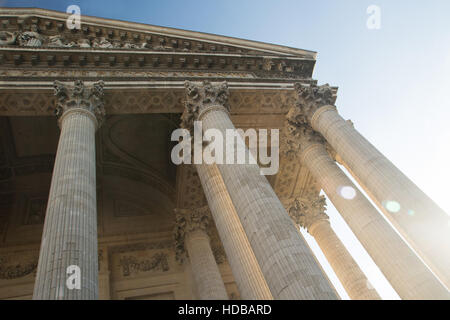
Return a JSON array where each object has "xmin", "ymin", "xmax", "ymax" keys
[
  {"xmin": 33, "ymin": 80, "xmax": 104, "ymax": 300},
  {"xmin": 196, "ymin": 163, "xmax": 273, "ymax": 299},
  {"xmin": 200, "ymin": 123, "xmax": 335, "ymax": 297},
  {"xmin": 183, "ymin": 81, "xmax": 337, "ymax": 299},
  {"xmin": 309, "ymin": 220, "xmax": 380, "ymax": 300},
  {"xmin": 174, "ymin": 207, "xmax": 228, "ymax": 300},
  {"xmin": 310, "ymin": 103, "xmax": 450, "ymax": 288},
  {"xmin": 299, "ymin": 141, "xmax": 449, "ymax": 299},
  {"xmin": 185, "ymin": 229, "xmax": 229, "ymax": 300},
  {"xmin": 287, "ymin": 195, "xmax": 380, "ymax": 300},
  {"xmin": 34, "ymin": 110, "xmax": 99, "ymax": 299}
]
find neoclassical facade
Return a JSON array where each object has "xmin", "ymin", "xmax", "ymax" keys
[{"xmin": 0, "ymin": 8, "xmax": 448, "ymax": 300}]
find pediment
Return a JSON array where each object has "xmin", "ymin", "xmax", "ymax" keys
[
  {"xmin": 0, "ymin": 8, "xmax": 316, "ymax": 79},
  {"xmin": 0, "ymin": 7, "xmax": 315, "ymax": 57}
]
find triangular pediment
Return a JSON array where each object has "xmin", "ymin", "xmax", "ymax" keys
[{"xmin": 0, "ymin": 7, "xmax": 315, "ymax": 57}]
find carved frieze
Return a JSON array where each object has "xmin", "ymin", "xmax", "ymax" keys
[
  {"xmin": 0, "ymin": 251, "xmax": 38, "ymax": 280},
  {"xmin": 0, "ymin": 87, "xmax": 301, "ymax": 117},
  {"xmin": 0, "ymin": 27, "xmax": 151, "ymax": 50},
  {"xmin": 0, "ymin": 15, "xmax": 314, "ymax": 79},
  {"xmin": 118, "ymin": 252, "xmax": 169, "ymax": 277},
  {"xmin": 108, "ymin": 240, "xmax": 173, "ymax": 254},
  {"xmin": 0, "ymin": 69, "xmax": 255, "ymax": 79}
]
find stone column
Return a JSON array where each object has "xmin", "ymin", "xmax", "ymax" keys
[
  {"xmin": 182, "ymin": 81, "xmax": 337, "ymax": 300},
  {"xmin": 292, "ymin": 83, "xmax": 450, "ymax": 288},
  {"xmin": 196, "ymin": 163, "xmax": 273, "ymax": 299},
  {"xmin": 287, "ymin": 195, "xmax": 380, "ymax": 300},
  {"xmin": 283, "ymin": 122, "xmax": 449, "ymax": 299},
  {"xmin": 33, "ymin": 80, "xmax": 105, "ymax": 300},
  {"xmin": 174, "ymin": 207, "xmax": 228, "ymax": 300}
]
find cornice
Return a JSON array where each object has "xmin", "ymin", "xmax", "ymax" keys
[
  {"xmin": 0, "ymin": 7, "xmax": 317, "ymax": 58},
  {"xmin": 0, "ymin": 8, "xmax": 315, "ymax": 78}
]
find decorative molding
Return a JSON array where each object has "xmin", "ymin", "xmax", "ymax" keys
[
  {"xmin": 281, "ymin": 121, "xmax": 325, "ymax": 159},
  {"xmin": 291, "ymin": 83, "xmax": 336, "ymax": 125},
  {"xmin": 109, "ymin": 240, "xmax": 173, "ymax": 254},
  {"xmin": 181, "ymin": 80, "xmax": 229, "ymax": 129},
  {"xmin": 118, "ymin": 252, "xmax": 169, "ymax": 277},
  {"xmin": 54, "ymin": 80, "xmax": 105, "ymax": 127},
  {"xmin": 0, "ymin": 69, "xmax": 255, "ymax": 79},
  {"xmin": 0, "ymin": 87, "xmax": 301, "ymax": 117},
  {"xmin": 0, "ymin": 13, "xmax": 316, "ymax": 78},
  {"xmin": 173, "ymin": 206, "xmax": 211, "ymax": 263},
  {"xmin": 286, "ymin": 194, "xmax": 328, "ymax": 231},
  {"xmin": 0, "ymin": 251, "xmax": 38, "ymax": 280}
]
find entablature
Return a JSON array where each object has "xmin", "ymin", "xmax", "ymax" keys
[{"xmin": 0, "ymin": 8, "xmax": 316, "ymax": 79}]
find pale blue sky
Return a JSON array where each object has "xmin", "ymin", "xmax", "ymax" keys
[{"xmin": 3, "ymin": 0, "xmax": 450, "ymax": 299}]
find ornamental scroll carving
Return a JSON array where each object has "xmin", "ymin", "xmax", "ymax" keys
[
  {"xmin": 54, "ymin": 80, "xmax": 105, "ymax": 126},
  {"xmin": 173, "ymin": 206, "xmax": 211, "ymax": 263},
  {"xmin": 0, "ymin": 252, "xmax": 38, "ymax": 280},
  {"xmin": 281, "ymin": 121, "xmax": 325, "ymax": 159},
  {"xmin": 290, "ymin": 83, "xmax": 336, "ymax": 125},
  {"xmin": 181, "ymin": 81, "xmax": 230, "ymax": 130},
  {"xmin": 0, "ymin": 27, "xmax": 151, "ymax": 49},
  {"xmin": 287, "ymin": 194, "xmax": 328, "ymax": 231},
  {"xmin": 118, "ymin": 252, "xmax": 169, "ymax": 277},
  {"xmin": 283, "ymin": 84, "xmax": 335, "ymax": 158}
]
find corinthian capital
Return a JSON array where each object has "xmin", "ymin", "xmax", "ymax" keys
[
  {"xmin": 173, "ymin": 206, "xmax": 211, "ymax": 263},
  {"xmin": 287, "ymin": 195, "xmax": 328, "ymax": 231},
  {"xmin": 181, "ymin": 80, "xmax": 229, "ymax": 129},
  {"xmin": 288, "ymin": 83, "xmax": 336, "ymax": 126},
  {"xmin": 282, "ymin": 121, "xmax": 325, "ymax": 159},
  {"xmin": 54, "ymin": 80, "xmax": 105, "ymax": 128}
]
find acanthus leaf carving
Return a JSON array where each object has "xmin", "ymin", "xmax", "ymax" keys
[
  {"xmin": 292, "ymin": 83, "xmax": 336, "ymax": 125},
  {"xmin": 181, "ymin": 80, "xmax": 229, "ymax": 130},
  {"xmin": 281, "ymin": 120, "xmax": 325, "ymax": 159},
  {"xmin": 173, "ymin": 206, "xmax": 211, "ymax": 263},
  {"xmin": 54, "ymin": 80, "xmax": 106, "ymax": 127},
  {"xmin": 287, "ymin": 194, "xmax": 328, "ymax": 231}
]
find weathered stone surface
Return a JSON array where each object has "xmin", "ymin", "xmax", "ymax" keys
[
  {"xmin": 33, "ymin": 81, "xmax": 102, "ymax": 300},
  {"xmin": 174, "ymin": 207, "xmax": 228, "ymax": 300},
  {"xmin": 196, "ymin": 163, "xmax": 273, "ymax": 300},
  {"xmin": 184, "ymin": 81, "xmax": 337, "ymax": 300},
  {"xmin": 293, "ymin": 82, "xmax": 450, "ymax": 289},
  {"xmin": 284, "ymin": 122, "xmax": 449, "ymax": 299}
]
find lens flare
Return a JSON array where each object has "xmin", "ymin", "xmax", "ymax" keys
[
  {"xmin": 384, "ymin": 200, "xmax": 401, "ymax": 213},
  {"xmin": 407, "ymin": 209, "xmax": 415, "ymax": 216},
  {"xmin": 338, "ymin": 186, "xmax": 356, "ymax": 200}
]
